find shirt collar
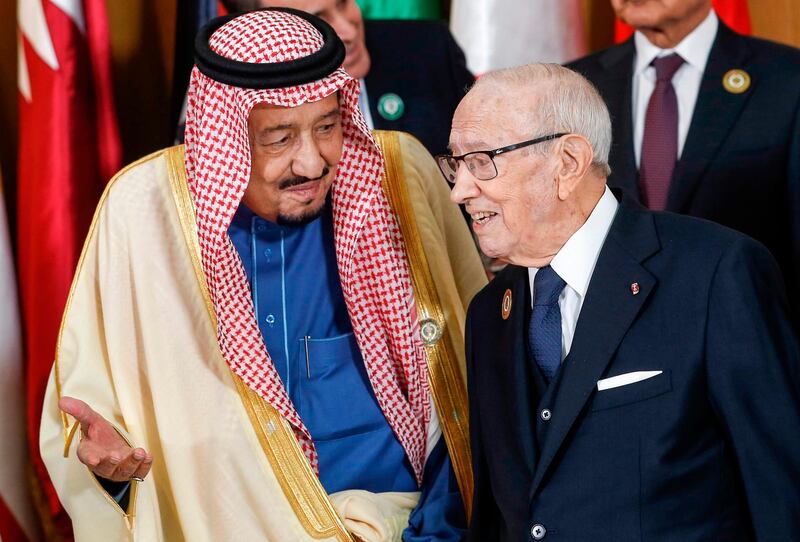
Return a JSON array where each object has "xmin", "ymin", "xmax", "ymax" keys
[
  {"xmin": 633, "ymin": 9, "xmax": 718, "ymax": 76},
  {"xmin": 357, "ymin": 78, "xmax": 374, "ymax": 129},
  {"xmin": 539, "ymin": 186, "xmax": 618, "ymax": 299}
]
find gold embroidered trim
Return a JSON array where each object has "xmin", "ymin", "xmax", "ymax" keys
[
  {"xmin": 63, "ymin": 420, "xmax": 80, "ymax": 458},
  {"xmin": 374, "ymin": 130, "xmax": 474, "ymax": 519},
  {"xmin": 85, "ymin": 462, "xmax": 140, "ymax": 530},
  {"xmin": 233, "ymin": 378, "xmax": 354, "ymax": 541},
  {"xmin": 164, "ymin": 146, "xmax": 218, "ymax": 328},
  {"xmin": 85, "ymin": 427, "xmax": 141, "ymax": 528},
  {"xmin": 166, "ymin": 146, "xmax": 352, "ymax": 541}
]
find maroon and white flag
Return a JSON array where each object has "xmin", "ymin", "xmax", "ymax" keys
[{"xmin": 17, "ymin": 0, "xmax": 121, "ymax": 535}]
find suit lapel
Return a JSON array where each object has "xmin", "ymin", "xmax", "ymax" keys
[
  {"xmin": 493, "ymin": 265, "xmax": 539, "ymax": 477},
  {"xmin": 667, "ymin": 23, "xmax": 755, "ymax": 212},
  {"xmin": 529, "ymin": 205, "xmax": 660, "ymax": 497},
  {"xmin": 598, "ymin": 41, "xmax": 639, "ymax": 202}
]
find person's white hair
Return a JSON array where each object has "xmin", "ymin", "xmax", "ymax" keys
[{"xmin": 474, "ymin": 63, "xmax": 612, "ymax": 176}]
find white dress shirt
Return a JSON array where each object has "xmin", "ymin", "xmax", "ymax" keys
[
  {"xmin": 632, "ymin": 10, "xmax": 718, "ymax": 167},
  {"xmin": 528, "ymin": 186, "xmax": 619, "ymax": 361}
]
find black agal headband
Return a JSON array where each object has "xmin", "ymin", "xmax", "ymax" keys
[{"xmin": 194, "ymin": 7, "xmax": 346, "ymax": 89}]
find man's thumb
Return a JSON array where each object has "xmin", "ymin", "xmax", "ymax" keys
[{"xmin": 58, "ymin": 396, "xmax": 95, "ymax": 428}]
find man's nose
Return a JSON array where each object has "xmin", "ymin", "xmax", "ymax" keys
[
  {"xmin": 328, "ymin": 11, "xmax": 357, "ymax": 42},
  {"xmin": 291, "ymin": 137, "xmax": 327, "ymax": 179},
  {"xmin": 449, "ymin": 162, "xmax": 480, "ymax": 204}
]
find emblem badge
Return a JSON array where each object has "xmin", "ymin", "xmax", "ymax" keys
[
  {"xmin": 501, "ymin": 289, "xmax": 512, "ymax": 320},
  {"xmin": 377, "ymin": 93, "xmax": 404, "ymax": 121},
  {"xmin": 420, "ymin": 318, "xmax": 442, "ymax": 345},
  {"xmin": 722, "ymin": 69, "xmax": 750, "ymax": 94},
  {"xmin": 630, "ymin": 282, "xmax": 640, "ymax": 295}
]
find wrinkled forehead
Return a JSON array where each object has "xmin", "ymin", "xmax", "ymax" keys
[
  {"xmin": 209, "ymin": 10, "xmax": 323, "ymax": 63},
  {"xmin": 450, "ymin": 88, "xmax": 533, "ymax": 152}
]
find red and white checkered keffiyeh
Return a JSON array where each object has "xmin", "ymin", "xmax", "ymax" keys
[{"xmin": 183, "ymin": 9, "xmax": 430, "ymax": 483}]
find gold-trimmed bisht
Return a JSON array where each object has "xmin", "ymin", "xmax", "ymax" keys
[
  {"xmin": 373, "ymin": 130, "xmax": 474, "ymax": 520},
  {"xmin": 166, "ymin": 145, "xmax": 354, "ymax": 541}
]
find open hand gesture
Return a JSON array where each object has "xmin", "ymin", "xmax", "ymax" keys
[{"xmin": 59, "ymin": 396, "xmax": 153, "ymax": 482}]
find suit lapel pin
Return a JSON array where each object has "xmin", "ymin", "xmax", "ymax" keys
[
  {"xmin": 630, "ymin": 282, "xmax": 640, "ymax": 295},
  {"xmin": 501, "ymin": 289, "xmax": 512, "ymax": 320},
  {"xmin": 377, "ymin": 93, "xmax": 404, "ymax": 121},
  {"xmin": 723, "ymin": 69, "xmax": 751, "ymax": 94}
]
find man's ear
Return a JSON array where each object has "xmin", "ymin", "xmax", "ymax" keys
[{"xmin": 555, "ymin": 134, "xmax": 594, "ymax": 201}]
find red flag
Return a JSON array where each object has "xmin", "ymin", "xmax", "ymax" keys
[
  {"xmin": 17, "ymin": 0, "xmax": 121, "ymax": 535},
  {"xmin": 615, "ymin": 0, "xmax": 751, "ymax": 42},
  {"xmin": 0, "ymin": 496, "xmax": 32, "ymax": 542}
]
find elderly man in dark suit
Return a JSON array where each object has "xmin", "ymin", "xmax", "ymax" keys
[
  {"xmin": 567, "ymin": 0, "xmax": 800, "ymax": 330},
  {"xmin": 438, "ymin": 63, "xmax": 800, "ymax": 541}
]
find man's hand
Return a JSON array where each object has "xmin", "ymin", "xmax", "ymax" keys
[{"xmin": 59, "ymin": 396, "xmax": 153, "ymax": 482}]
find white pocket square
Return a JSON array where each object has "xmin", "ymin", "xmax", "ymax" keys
[{"xmin": 597, "ymin": 371, "xmax": 663, "ymax": 391}]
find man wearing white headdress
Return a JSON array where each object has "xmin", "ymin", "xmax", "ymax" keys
[{"xmin": 40, "ymin": 8, "xmax": 485, "ymax": 541}]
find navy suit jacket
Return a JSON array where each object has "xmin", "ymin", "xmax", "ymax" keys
[
  {"xmin": 363, "ymin": 20, "xmax": 473, "ymax": 156},
  {"xmin": 466, "ymin": 200, "xmax": 800, "ymax": 541},
  {"xmin": 567, "ymin": 23, "xmax": 800, "ymax": 330}
]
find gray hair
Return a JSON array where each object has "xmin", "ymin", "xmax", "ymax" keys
[{"xmin": 474, "ymin": 63, "xmax": 612, "ymax": 176}]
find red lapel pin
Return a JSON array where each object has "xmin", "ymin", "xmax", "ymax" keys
[{"xmin": 501, "ymin": 289, "xmax": 512, "ymax": 319}]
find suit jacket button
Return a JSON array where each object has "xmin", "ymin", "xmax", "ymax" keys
[
  {"xmin": 531, "ymin": 523, "xmax": 546, "ymax": 540},
  {"xmin": 540, "ymin": 409, "xmax": 552, "ymax": 421}
]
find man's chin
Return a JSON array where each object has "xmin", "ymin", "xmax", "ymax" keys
[
  {"xmin": 616, "ymin": 4, "xmax": 660, "ymax": 26},
  {"xmin": 476, "ymin": 237, "xmax": 513, "ymax": 262},
  {"xmin": 476, "ymin": 244, "xmax": 502, "ymax": 261},
  {"xmin": 276, "ymin": 202, "xmax": 326, "ymax": 227},
  {"xmin": 344, "ymin": 54, "xmax": 370, "ymax": 81}
]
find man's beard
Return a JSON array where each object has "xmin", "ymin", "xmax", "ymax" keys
[
  {"xmin": 276, "ymin": 200, "xmax": 326, "ymax": 227},
  {"xmin": 276, "ymin": 167, "xmax": 330, "ymax": 227}
]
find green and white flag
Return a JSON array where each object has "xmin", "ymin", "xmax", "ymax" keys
[{"xmin": 357, "ymin": 0, "xmax": 441, "ymax": 20}]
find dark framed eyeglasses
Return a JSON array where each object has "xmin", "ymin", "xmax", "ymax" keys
[{"xmin": 435, "ymin": 132, "xmax": 569, "ymax": 183}]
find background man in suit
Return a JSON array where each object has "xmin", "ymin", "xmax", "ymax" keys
[
  {"xmin": 215, "ymin": 0, "xmax": 474, "ymax": 156},
  {"xmin": 439, "ymin": 63, "xmax": 800, "ymax": 541},
  {"xmin": 568, "ymin": 0, "xmax": 800, "ymax": 329}
]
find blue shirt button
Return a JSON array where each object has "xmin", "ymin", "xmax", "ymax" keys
[
  {"xmin": 265, "ymin": 314, "xmax": 276, "ymax": 325},
  {"xmin": 255, "ymin": 222, "xmax": 267, "ymax": 233},
  {"xmin": 264, "ymin": 249, "xmax": 272, "ymax": 260}
]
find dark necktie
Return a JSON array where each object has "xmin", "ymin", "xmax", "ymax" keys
[
  {"xmin": 529, "ymin": 266, "xmax": 566, "ymax": 381},
  {"xmin": 639, "ymin": 53, "xmax": 684, "ymax": 211}
]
